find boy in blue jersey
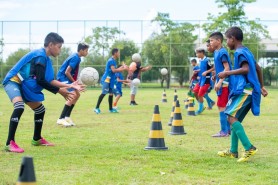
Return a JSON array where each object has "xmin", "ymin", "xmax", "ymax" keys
[
  {"xmin": 193, "ymin": 47, "xmax": 213, "ymax": 115},
  {"xmin": 56, "ymin": 42, "xmax": 89, "ymax": 127},
  {"xmin": 209, "ymin": 32, "xmax": 232, "ymax": 137},
  {"xmin": 94, "ymin": 48, "xmax": 128, "ymax": 114},
  {"xmin": 113, "ymin": 68, "xmax": 130, "ymax": 109},
  {"xmin": 189, "ymin": 59, "xmax": 199, "ymax": 93},
  {"xmin": 217, "ymin": 27, "xmax": 268, "ymax": 162},
  {"xmin": 2, "ymin": 33, "xmax": 85, "ymax": 153}
]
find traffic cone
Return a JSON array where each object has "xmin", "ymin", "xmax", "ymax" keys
[
  {"xmin": 168, "ymin": 95, "xmax": 178, "ymax": 126},
  {"xmin": 169, "ymin": 100, "xmax": 186, "ymax": 135},
  {"xmin": 174, "ymin": 89, "xmax": 177, "ymax": 96},
  {"xmin": 145, "ymin": 105, "xmax": 168, "ymax": 150},
  {"xmin": 161, "ymin": 89, "xmax": 167, "ymax": 103},
  {"xmin": 16, "ymin": 156, "xmax": 36, "ymax": 185},
  {"xmin": 187, "ymin": 97, "xmax": 196, "ymax": 116},
  {"xmin": 184, "ymin": 98, "xmax": 189, "ymax": 110}
]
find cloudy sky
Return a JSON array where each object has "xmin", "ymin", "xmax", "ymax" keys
[{"xmin": 0, "ymin": 0, "xmax": 277, "ymax": 59}]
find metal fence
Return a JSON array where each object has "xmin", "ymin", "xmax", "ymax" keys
[{"xmin": 0, "ymin": 20, "xmax": 278, "ymax": 87}]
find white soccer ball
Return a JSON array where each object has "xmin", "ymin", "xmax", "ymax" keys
[
  {"xmin": 161, "ymin": 68, "xmax": 168, "ymax": 76},
  {"xmin": 132, "ymin": 53, "xmax": 141, "ymax": 62},
  {"xmin": 79, "ymin": 67, "xmax": 99, "ymax": 86},
  {"xmin": 132, "ymin": 78, "xmax": 141, "ymax": 86}
]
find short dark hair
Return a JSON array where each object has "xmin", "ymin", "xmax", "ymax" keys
[
  {"xmin": 225, "ymin": 26, "xmax": 243, "ymax": 41},
  {"xmin": 112, "ymin": 48, "xmax": 119, "ymax": 55},
  {"xmin": 77, "ymin": 42, "xmax": 89, "ymax": 52},
  {"xmin": 206, "ymin": 39, "xmax": 210, "ymax": 44},
  {"xmin": 195, "ymin": 47, "xmax": 205, "ymax": 54},
  {"xmin": 44, "ymin": 32, "xmax": 64, "ymax": 47},
  {"xmin": 209, "ymin": 32, "xmax": 224, "ymax": 43},
  {"xmin": 191, "ymin": 59, "xmax": 197, "ymax": 63}
]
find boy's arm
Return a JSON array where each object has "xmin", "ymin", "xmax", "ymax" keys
[
  {"xmin": 65, "ymin": 66, "xmax": 75, "ymax": 83},
  {"xmin": 215, "ymin": 62, "xmax": 231, "ymax": 91},
  {"xmin": 218, "ymin": 62, "xmax": 249, "ymax": 79},
  {"xmin": 111, "ymin": 65, "xmax": 128, "ymax": 73},
  {"xmin": 140, "ymin": 65, "xmax": 152, "ymax": 72},
  {"xmin": 202, "ymin": 66, "xmax": 214, "ymax": 76},
  {"xmin": 255, "ymin": 63, "xmax": 268, "ymax": 97}
]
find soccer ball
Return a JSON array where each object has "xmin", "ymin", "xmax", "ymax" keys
[
  {"xmin": 161, "ymin": 68, "xmax": 168, "ymax": 76},
  {"xmin": 79, "ymin": 67, "xmax": 99, "ymax": 86},
  {"xmin": 132, "ymin": 53, "xmax": 141, "ymax": 62},
  {"xmin": 132, "ymin": 78, "xmax": 140, "ymax": 86}
]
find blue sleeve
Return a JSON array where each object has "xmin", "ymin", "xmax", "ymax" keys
[
  {"xmin": 238, "ymin": 54, "xmax": 248, "ymax": 67},
  {"xmin": 108, "ymin": 60, "xmax": 116, "ymax": 69},
  {"xmin": 193, "ymin": 66, "xmax": 199, "ymax": 71},
  {"xmin": 221, "ymin": 54, "xmax": 228, "ymax": 63},
  {"xmin": 34, "ymin": 56, "xmax": 47, "ymax": 66},
  {"xmin": 115, "ymin": 73, "xmax": 119, "ymax": 78}
]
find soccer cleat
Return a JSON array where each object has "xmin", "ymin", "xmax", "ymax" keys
[
  {"xmin": 130, "ymin": 101, "xmax": 138, "ymax": 106},
  {"xmin": 237, "ymin": 146, "xmax": 258, "ymax": 162},
  {"xmin": 212, "ymin": 131, "xmax": 229, "ymax": 137},
  {"xmin": 195, "ymin": 107, "xmax": 206, "ymax": 115},
  {"xmin": 57, "ymin": 118, "xmax": 71, "ymax": 127},
  {"xmin": 94, "ymin": 108, "xmax": 101, "ymax": 114},
  {"xmin": 65, "ymin": 117, "xmax": 76, "ymax": 126},
  {"xmin": 5, "ymin": 140, "xmax": 24, "ymax": 153},
  {"xmin": 217, "ymin": 149, "xmax": 238, "ymax": 158},
  {"xmin": 109, "ymin": 108, "xmax": 119, "ymax": 113},
  {"xmin": 32, "ymin": 137, "xmax": 54, "ymax": 146}
]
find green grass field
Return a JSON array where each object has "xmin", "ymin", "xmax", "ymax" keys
[{"xmin": 0, "ymin": 87, "xmax": 277, "ymax": 185}]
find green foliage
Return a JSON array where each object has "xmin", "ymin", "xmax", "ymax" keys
[
  {"xmin": 111, "ymin": 39, "xmax": 139, "ymax": 64},
  {"xmin": 143, "ymin": 12, "xmax": 197, "ymax": 87},
  {"xmin": 85, "ymin": 26, "xmax": 125, "ymax": 57},
  {"xmin": 203, "ymin": 0, "xmax": 270, "ymax": 60}
]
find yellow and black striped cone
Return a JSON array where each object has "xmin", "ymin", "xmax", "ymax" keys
[
  {"xmin": 16, "ymin": 156, "xmax": 36, "ymax": 185},
  {"xmin": 161, "ymin": 89, "xmax": 167, "ymax": 103},
  {"xmin": 169, "ymin": 100, "xmax": 186, "ymax": 135},
  {"xmin": 184, "ymin": 98, "xmax": 189, "ymax": 110},
  {"xmin": 187, "ymin": 97, "xmax": 196, "ymax": 116},
  {"xmin": 145, "ymin": 105, "xmax": 168, "ymax": 150},
  {"xmin": 168, "ymin": 95, "xmax": 178, "ymax": 126}
]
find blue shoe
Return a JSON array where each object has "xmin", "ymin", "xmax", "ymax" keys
[
  {"xmin": 109, "ymin": 108, "xmax": 119, "ymax": 113},
  {"xmin": 195, "ymin": 107, "xmax": 206, "ymax": 115},
  {"xmin": 94, "ymin": 108, "xmax": 101, "ymax": 114}
]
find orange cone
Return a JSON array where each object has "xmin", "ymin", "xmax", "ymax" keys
[
  {"xmin": 169, "ymin": 100, "xmax": 186, "ymax": 135},
  {"xmin": 16, "ymin": 156, "xmax": 37, "ymax": 185},
  {"xmin": 168, "ymin": 95, "xmax": 178, "ymax": 126},
  {"xmin": 161, "ymin": 89, "xmax": 167, "ymax": 103},
  {"xmin": 187, "ymin": 97, "xmax": 196, "ymax": 116},
  {"xmin": 145, "ymin": 105, "xmax": 168, "ymax": 150}
]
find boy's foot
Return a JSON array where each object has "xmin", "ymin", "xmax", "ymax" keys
[
  {"xmin": 237, "ymin": 146, "xmax": 258, "ymax": 162},
  {"xmin": 65, "ymin": 117, "xmax": 76, "ymax": 126},
  {"xmin": 5, "ymin": 140, "xmax": 24, "ymax": 153},
  {"xmin": 195, "ymin": 107, "xmax": 206, "ymax": 115},
  {"xmin": 94, "ymin": 108, "xmax": 101, "ymax": 114},
  {"xmin": 130, "ymin": 101, "xmax": 138, "ymax": 106},
  {"xmin": 217, "ymin": 149, "xmax": 238, "ymax": 158},
  {"xmin": 32, "ymin": 137, "xmax": 54, "ymax": 146},
  {"xmin": 109, "ymin": 108, "xmax": 119, "ymax": 113},
  {"xmin": 113, "ymin": 106, "xmax": 120, "ymax": 110},
  {"xmin": 212, "ymin": 131, "xmax": 229, "ymax": 137},
  {"xmin": 57, "ymin": 118, "xmax": 71, "ymax": 127}
]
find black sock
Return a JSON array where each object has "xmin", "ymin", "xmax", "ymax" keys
[
  {"xmin": 59, "ymin": 104, "xmax": 71, "ymax": 119},
  {"xmin": 96, "ymin": 94, "xmax": 105, "ymax": 109},
  {"xmin": 65, "ymin": 104, "xmax": 75, "ymax": 117},
  {"xmin": 109, "ymin": 95, "xmax": 113, "ymax": 110},
  {"xmin": 33, "ymin": 104, "xmax": 45, "ymax": 141},
  {"xmin": 6, "ymin": 101, "xmax": 24, "ymax": 146}
]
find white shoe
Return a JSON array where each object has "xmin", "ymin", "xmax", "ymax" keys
[
  {"xmin": 65, "ymin": 117, "xmax": 76, "ymax": 126},
  {"xmin": 57, "ymin": 118, "xmax": 71, "ymax": 127}
]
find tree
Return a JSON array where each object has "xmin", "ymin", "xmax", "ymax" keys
[
  {"xmin": 142, "ymin": 12, "xmax": 197, "ymax": 87},
  {"xmin": 203, "ymin": 0, "xmax": 270, "ymax": 61},
  {"xmin": 111, "ymin": 39, "xmax": 139, "ymax": 64},
  {"xmin": 85, "ymin": 26, "xmax": 125, "ymax": 59}
]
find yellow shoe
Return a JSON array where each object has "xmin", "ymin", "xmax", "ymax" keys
[
  {"xmin": 217, "ymin": 149, "xmax": 238, "ymax": 158},
  {"xmin": 237, "ymin": 146, "xmax": 258, "ymax": 162}
]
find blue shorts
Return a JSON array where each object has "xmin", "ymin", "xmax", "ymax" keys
[
  {"xmin": 225, "ymin": 93, "xmax": 252, "ymax": 122},
  {"xmin": 4, "ymin": 81, "xmax": 24, "ymax": 102},
  {"xmin": 113, "ymin": 87, "xmax": 122, "ymax": 97},
  {"xmin": 101, "ymin": 82, "xmax": 113, "ymax": 94}
]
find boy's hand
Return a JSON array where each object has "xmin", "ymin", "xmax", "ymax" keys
[
  {"xmin": 211, "ymin": 76, "xmax": 216, "ymax": 82},
  {"xmin": 218, "ymin": 71, "xmax": 228, "ymax": 79},
  {"xmin": 202, "ymin": 71, "xmax": 207, "ymax": 76},
  {"xmin": 59, "ymin": 88, "xmax": 74, "ymax": 101},
  {"xmin": 71, "ymin": 82, "xmax": 86, "ymax": 92},
  {"xmin": 214, "ymin": 82, "xmax": 221, "ymax": 92},
  {"xmin": 261, "ymin": 87, "xmax": 268, "ymax": 97}
]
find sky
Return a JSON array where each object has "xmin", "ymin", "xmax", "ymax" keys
[{"xmin": 0, "ymin": 0, "xmax": 278, "ymax": 59}]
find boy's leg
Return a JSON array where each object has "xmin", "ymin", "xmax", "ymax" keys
[
  {"xmin": 95, "ymin": 82, "xmax": 109, "ymax": 113},
  {"xmin": 114, "ymin": 95, "xmax": 121, "ymax": 108},
  {"xmin": 196, "ymin": 84, "xmax": 210, "ymax": 114},
  {"xmin": 130, "ymin": 84, "xmax": 138, "ymax": 105},
  {"xmin": 65, "ymin": 91, "xmax": 80, "ymax": 118}
]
